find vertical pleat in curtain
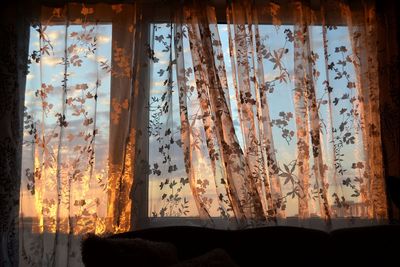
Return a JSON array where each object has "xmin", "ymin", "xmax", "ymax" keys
[
  {"xmin": 227, "ymin": 0, "xmax": 285, "ymax": 221},
  {"xmin": 179, "ymin": 3, "xmax": 267, "ymax": 224},
  {"xmin": 340, "ymin": 0, "xmax": 388, "ymax": 218}
]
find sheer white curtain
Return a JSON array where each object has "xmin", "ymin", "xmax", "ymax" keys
[{"xmin": 18, "ymin": 0, "xmax": 389, "ymax": 266}]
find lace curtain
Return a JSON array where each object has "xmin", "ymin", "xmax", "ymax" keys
[{"xmin": 16, "ymin": 0, "xmax": 390, "ymax": 266}]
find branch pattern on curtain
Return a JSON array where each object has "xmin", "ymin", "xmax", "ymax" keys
[
  {"xmin": 19, "ymin": 0, "xmax": 388, "ymax": 266},
  {"xmin": 20, "ymin": 4, "xmax": 147, "ymax": 266},
  {"xmin": 148, "ymin": 0, "xmax": 388, "ymax": 222}
]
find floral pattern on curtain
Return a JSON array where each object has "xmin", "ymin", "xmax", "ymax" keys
[
  {"xmin": 148, "ymin": 0, "xmax": 388, "ymax": 223},
  {"xmin": 18, "ymin": 0, "xmax": 390, "ymax": 266},
  {"xmin": 20, "ymin": 3, "xmax": 149, "ymax": 266}
]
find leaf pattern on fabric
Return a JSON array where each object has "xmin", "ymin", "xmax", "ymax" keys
[{"xmin": 17, "ymin": 1, "xmax": 391, "ymax": 266}]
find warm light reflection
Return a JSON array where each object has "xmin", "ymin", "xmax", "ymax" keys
[{"xmin": 106, "ymin": 130, "xmax": 135, "ymax": 233}]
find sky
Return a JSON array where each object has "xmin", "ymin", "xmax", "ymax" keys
[
  {"xmin": 21, "ymin": 21, "xmax": 364, "ymax": 220},
  {"xmin": 21, "ymin": 24, "xmax": 112, "ymax": 218},
  {"xmin": 147, "ymin": 23, "xmax": 363, "ymax": 217}
]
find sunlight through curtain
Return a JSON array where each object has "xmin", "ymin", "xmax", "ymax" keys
[{"xmin": 19, "ymin": 0, "xmax": 388, "ymax": 266}]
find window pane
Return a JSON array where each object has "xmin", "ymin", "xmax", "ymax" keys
[
  {"xmin": 21, "ymin": 24, "xmax": 112, "ymax": 231},
  {"xmin": 148, "ymin": 23, "xmax": 363, "ymax": 219}
]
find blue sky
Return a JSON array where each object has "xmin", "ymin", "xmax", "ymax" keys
[
  {"xmin": 147, "ymin": 23, "xmax": 363, "ymax": 217},
  {"xmin": 22, "ymin": 21, "xmax": 364, "ymax": 218},
  {"xmin": 21, "ymin": 24, "xmax": 112, "ymax": 218}
]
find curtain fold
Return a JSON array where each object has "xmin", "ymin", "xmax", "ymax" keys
[
  {"xmin": 1, "ymin": 1, "xmax": 31, "ymax": 266},
  {"xmin": 14, "ymin": 0, "xmax": 395, "ymax": 266},
  {"xmin": 340, "ymin": 0, "xmax": 388, "ymax": 218}
]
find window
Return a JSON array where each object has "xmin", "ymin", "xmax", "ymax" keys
[
  {"xmin": 22, "ymin": 23, "xmax": 113, "ymax": 231},
  {"xmin": 147, "ymin": 22, "xmax": 362, "ymax": 221},
  {"xmin": 21, "ymin": 2, "xmax": 387, "ymax": 239},
  {"xmin": 22, "ymin": 21, "xmax": 368, "ymax": 227}
]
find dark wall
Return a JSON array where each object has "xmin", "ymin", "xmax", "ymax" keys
[
  {"xmin": 0, "ymin": 1, "xmax": 25, "ymax": 266},
  {"xmin": 375, "ymin": 0, "xmax": 400, "ymax": 220}
]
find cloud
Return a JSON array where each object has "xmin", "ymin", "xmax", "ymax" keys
[
  {"xmin": 26, "ymin": 73, "xmax": 34, "ymax": 81},
  {"xmin": 150, "ymin": 88, "xmax": 165, "ymax": 95},
  {"xmin": 264, "ymin": 72, "xmax": 276, "ymax": 81},
  {"xmin": 97, "ymin": 34, "xmax": 111, "ymax": 44},
  {"xmin": 42, "ymin": 56, "xmax": 62, "ymax": 67},
  {"xmin": 151, "ymin": 81, "xmax": 165, "ymax": 87},
  {"xmin": 47, "ymin": 31, "xmax": 60, "ymax": 41},
  {"xmin": 86, "ymin": 54, "xmax": 109, "ymax": 64}
]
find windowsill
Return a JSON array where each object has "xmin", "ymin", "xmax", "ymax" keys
[{"xmin": 145, "ymin": 216, "xmax": 390, "ymax": 231}]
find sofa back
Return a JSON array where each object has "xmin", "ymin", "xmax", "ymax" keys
[
  {"xmin": 83, "ymin": 226, "xmax": 331, "ymax": 266},
  {"xmin": 82, "ymin": 225, "xmax": 400, "ymax": 266}
]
